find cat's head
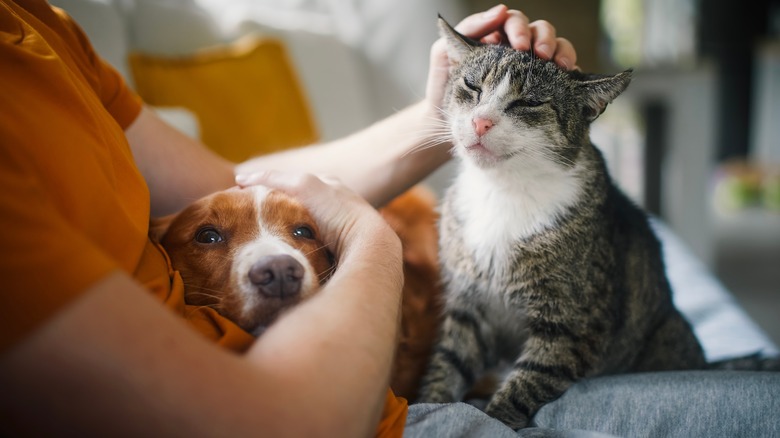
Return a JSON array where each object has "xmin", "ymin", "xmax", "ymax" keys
[{"xmin": 438, "ymin": 17, "xmax": 632, "ymax": 170}]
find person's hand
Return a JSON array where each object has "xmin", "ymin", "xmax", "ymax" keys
[
  {"xmin": 235, "ymin": 171, "xmax": 402, "ymax": 262},
  {"xmin": 426, "ymin": 4, "xmax": 578, "ymax": 111}
]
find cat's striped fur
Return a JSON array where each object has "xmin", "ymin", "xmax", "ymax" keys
[{"xmin": 415, "ymin": 18, "xmax": 706, "ymax": 429}]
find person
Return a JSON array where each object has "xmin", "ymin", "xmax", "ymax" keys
[
  {"xmin": 0, "ymin": 1, "xmax": 577, "ymax": 436},
  {"xmin": 4, "ymin": 2, "xmax": 780, "ymax": 438}
]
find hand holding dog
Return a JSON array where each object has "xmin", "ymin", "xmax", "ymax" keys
[
  {"xmin": 236, "ymin": 170, "xmax": 403, "ymax": 268},
  {"xmin": 235, "ymin": 170, "xmax": 404, "ymax": 437}
]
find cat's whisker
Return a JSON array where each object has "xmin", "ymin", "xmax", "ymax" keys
[
  {"xmin": 403, "ymin": 137, "xmax": 453, "ymax": 157},
  {"xmin": 402, "ymin": 130, "xmax": 452, "ymax": 144},
  {"xmin": 413, "ymin": 126, "xmax": 452, "ymax": 135},
  {"xmin": 409, "ymin": 134, "xmax": 453, "ymax": 146},
  {"xmin": 517, "ymin": 140, "xmax": 578, "ymax": 168},
  {"xmin": 534, "ymin": 147, "xmax": 576, "ymax": 166},
  {"xmin": 419, "ymin": 122, "xmax": 452, "ymax": 133},
  {"xmin": 419, "ymin": 123, "xmax": 452, "ymax": 132},
  {"xmin": 406, "ymin": 121, "xmax": 452, "ymax": 134},
  {"xmin": 428, "ymin": 106, "xmax": 452, "ymax": 116},
  {"xmin": 401, "ymin": 124, "xmax": 454, "ymax": 156}
]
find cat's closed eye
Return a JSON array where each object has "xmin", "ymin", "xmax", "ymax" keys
[
  {"xmin": 463, "ymin": 77, "xmax": 482, "ymax": 101},
  {"xmin": 463, "ymin": 77, "xmax": 481, "ymax": 92},
  {"xmin": 506, "ymin": 98, "xmax": 547, "ymax": 112}
]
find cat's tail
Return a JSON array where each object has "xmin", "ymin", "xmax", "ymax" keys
[{"xmin": 707, "ymin": 353, "xmax": 780, "ymax": 371}]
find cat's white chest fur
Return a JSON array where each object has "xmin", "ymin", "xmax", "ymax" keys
[{"xmin": 450, "ymin": 158, "xmax": 584, "ymax": 275}]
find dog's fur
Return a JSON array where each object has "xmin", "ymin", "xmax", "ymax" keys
[
  {"xmin": 380, "ymin": 186, "xmax": 443, "ymax": 400},
  {"xmin": 150, "ymin": 185, "xmax": 442, "ymax": 400}
]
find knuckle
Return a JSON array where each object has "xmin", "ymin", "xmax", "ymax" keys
[
  {"xmin": 507, "ymin": 9, "xmax": 528, "ymax": 21},
  {"xmin": 531, "ymin": 19, "xmax": 555, "ymax": 33},
  {"xmin": 557, "ymin": 38, "xmax": 576, "ymax": 56},
  {"xmin": 293, "ymin": 172, "xmax": 317, "ymax": 188}
]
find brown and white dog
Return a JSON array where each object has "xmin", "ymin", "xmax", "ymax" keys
[
  {"xmin": 151, "ymin": 185, "xmax": 441, "ymax": 401},
  {"xmin": 151, "ymin": 186, "xmax": 335, "ymax": 337}
]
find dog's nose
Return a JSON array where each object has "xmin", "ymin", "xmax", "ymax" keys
[{"xmin": 248, "ymin": 254, "xmax": 304, "ymax": 299}]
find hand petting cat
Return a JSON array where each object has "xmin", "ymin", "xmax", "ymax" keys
[{"xmin": 425, "ymin": 4, "xmax": 578, "ymax": 112}]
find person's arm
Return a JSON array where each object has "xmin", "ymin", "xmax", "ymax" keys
[
  {"xmin": 0, "ymin": 173, "xmax": 403, "ymax": 438},
  {"xmin": 237, "ymin": 100, "xmax": 447, "ymax": 208},
  {"xmin": 128, "ymin": 6, "xmax": 578, "ymax": 214},
  {"xmin": 124, "ymin": 106, "xmax": 237, "ymax": 217},
  {"xmin": 237, "ymin": 6, "xmax": 578, "ymax": 208}
]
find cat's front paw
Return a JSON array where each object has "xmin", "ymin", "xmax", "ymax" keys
[{"xmin": 485, "ymin": 397, "xmax": 529, "ymax": 430}]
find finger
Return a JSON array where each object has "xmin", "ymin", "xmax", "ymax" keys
[
  {"xmin": 529, "ymin": 19, "xmax": 556, "ymax": 60},
  {"xmin": 316, "ymin": 173, "xmax": 342, "ymax": 186},
  {"xmin": 235, "ymin": 170, "xmax": 268, "ymax": 188},
  {"xmin": 552, "ymin": 37, "xmax": 578, "ymax": 70},
  {"xmin": 480, "ymin": 31, "xmax": 504, "ymax": 45},
  {"xmin": 454, "ymin": 4, "xmax": 509, "ymax": 39},
  {"xmin": 235, "ymin": 170, "xmax": 319, "ymax": 194},
  {"xmin": 502, "ymin": 9, "xmax": 532, "ymax": 51}
]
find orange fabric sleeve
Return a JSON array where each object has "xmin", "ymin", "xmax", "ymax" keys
[
  {"xmin": 375, "ymin": 389, "xmax": 409, "ymax": 438},
  {"xmin": 0, "ymin": 146, "xmax": 119, "ymax": 350}
]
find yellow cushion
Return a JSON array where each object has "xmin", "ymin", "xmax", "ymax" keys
[{"xmin": 129, "ymin": 36, "xmax": 318, "ymax": 162}]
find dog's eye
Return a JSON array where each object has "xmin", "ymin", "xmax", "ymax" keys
[
  {"xmin": 195, "ymin": 227, "xmax": 224, "ymax": 244},
  {"xmin": 292, "ymin": 226, "xmax": 315, "ymax": 240}
]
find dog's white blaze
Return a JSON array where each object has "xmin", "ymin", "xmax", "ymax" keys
[{"xmin": 233, "ymin": 186, "xmax": 318, "ymax": 307}]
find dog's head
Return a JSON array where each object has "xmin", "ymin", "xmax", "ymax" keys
[{"xmin": 151, "ymin": 186, "xmax": 335, "ymax": 336}]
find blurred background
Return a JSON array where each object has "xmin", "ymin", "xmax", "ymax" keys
[{"xmin": 54, "ymin": 0, "xmax": 779, "ymax": 345}]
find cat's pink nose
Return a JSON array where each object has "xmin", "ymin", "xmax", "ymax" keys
[{"xmin": 473, "ymin": 117, "xmax": 494, "ymax": 137}]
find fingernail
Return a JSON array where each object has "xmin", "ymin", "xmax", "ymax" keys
[
  {"xmin": 515, "ymin": 35, "xmax": 531, "ymax": 51},
  {"xmin": 536, "ymin": 43, "xmax": 552, "ymax": 59},
  {"xmin": 235, "ymin": 171, "xmax": 261, "ymax": 185},
  {"xmin": 483, "ymin": 4, "xmax": 504, "ymax": 19},
  {"xmin": 235, "ymin": 173, "xmax": 248, "ymax": 184},
  {"xmin": 559, "ymin": 57, "xmax": 571, "ymax": 70}
]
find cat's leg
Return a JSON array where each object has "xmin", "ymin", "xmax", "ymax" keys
[
  {"xmin": 633, "ymin": 311, "xmax": 707, "ymax": 371},
  {"xmin": 484, "ymin": 327, "xmax": 596, "ymax": 429},
  {"xmin": 416, "ymin": 307, "xmax": 495, "ymax": 404}
]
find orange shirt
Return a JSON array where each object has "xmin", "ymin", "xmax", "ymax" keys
[
  {"xmin": 0, "ymin": 0, "xmax": 148, "ymax": 347},
  {"xmin": 0, "ymin": 1, "xmax": 405, "ymax": 435}
]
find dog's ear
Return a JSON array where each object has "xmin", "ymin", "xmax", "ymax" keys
[{"xmin": 149, "ymin": 214, "xmax": 176, "ymax": 243}]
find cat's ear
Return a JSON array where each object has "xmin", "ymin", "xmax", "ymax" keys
[
  {"xmin": 576, "ymin": 69, "xmax": 633, "ymax": 122},
  {"xmin": 438, "ymin": 15, "xmax": 480, "ymax": 65}
]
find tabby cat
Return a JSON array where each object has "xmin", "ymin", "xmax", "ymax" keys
[{"xmin": 415, "ymin": 18, "xmax": 707, "ymax": 429}]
